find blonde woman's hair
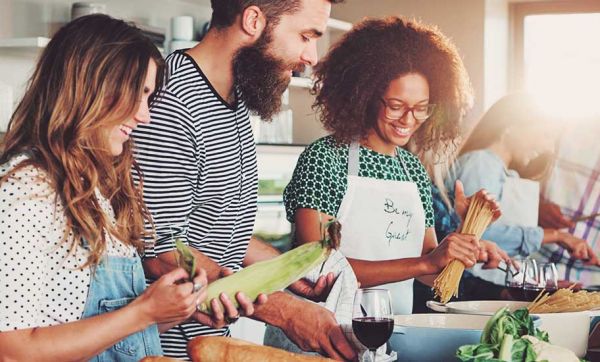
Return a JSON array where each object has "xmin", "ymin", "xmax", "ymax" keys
[{"xmin": 0, "ymin": 14, "xmax": 165, "ymax": 267}]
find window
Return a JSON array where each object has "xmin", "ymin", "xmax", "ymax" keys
[{"xmin": 511, "ymin": 1, "xmax": 600, "ymax": 117}]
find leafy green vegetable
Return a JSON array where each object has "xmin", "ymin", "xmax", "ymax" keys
[
  {"xmin": 456, "ymin": 344, "xmax": 499, "ymax": 361},
  {"xmin": 175, "ymin": 238, "xmax": 196, "ymax": 281},
  {"xmin": 498, "ymin": 334, "xmax": 513, "ymax": 361},
  {"xmin": 457, "ymin": 307, "xmax": 549, "ymax": 362},
  {"xmin": 510, "ymin": 338, "xmax": 537, "ymax": 361}
]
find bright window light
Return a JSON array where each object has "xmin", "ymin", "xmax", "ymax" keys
[{"xmin": 524, "ymin": 13, "xmax": 600, "ymax": 118}]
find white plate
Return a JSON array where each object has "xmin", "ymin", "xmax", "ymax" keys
[
  {"xmin": 427, "ymin": 300, "xmax": 529, "ymax": 315},
  {"xmin": 394, "ymin": 313, "xmax": 491, "ymax": 330}
]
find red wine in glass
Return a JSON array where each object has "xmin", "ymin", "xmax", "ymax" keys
[
  {"xmin": 353, "ymin": 288, "xmax": 394, "ymax": 361},
  {"xmin": 352, "ymin": 317, "xmax": 394, "ymax": 350},
  {"xmin": 506, "ymin": 286, "xmax": 527, "ymax": 301}
]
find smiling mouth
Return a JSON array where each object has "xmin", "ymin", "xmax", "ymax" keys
[
  {"xmin": 119, "ymin": 124, "xmax": 133, "ymax": 137},
  {"xmin": 392, "ymin": 126, "xmax": 411, "ymax": 137}
]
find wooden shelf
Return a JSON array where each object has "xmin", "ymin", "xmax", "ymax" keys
[
  {"xmin": 0, "ymin": 37, "xmax": 50, "ymax": 48},
  {"xmin": 289, "ymin": 77, "xmax": 313, "ymax": 89},
  {"xmin": 256, "ymin": 143, "xmax": 307, "ymax": 154},
  {"xmin": 327, "ymin": 18, "xmax": 352, "ymax": 32},
  {"xmin": 257, "ymin": 195, "xmax": 284, "ymax": 204}
]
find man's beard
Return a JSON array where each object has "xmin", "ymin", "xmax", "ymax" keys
[{"xmin": 233, "ymin": 32, "xmax": 305, "ymax": 121}]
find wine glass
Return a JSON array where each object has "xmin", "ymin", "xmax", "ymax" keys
[
  {"xmin": 352, "ymin": 288, "xmax": 394, "ymax": 362},
  {"xmin": 505, "ymin": 258, "xmax": 539, "ymax": 301},
  {"xmin": 539, "ymin": 262, "xmax": 559, "ymax": 292}
]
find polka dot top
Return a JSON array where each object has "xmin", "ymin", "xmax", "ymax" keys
[
  {"xmin": 0, "ymin": 155, "xmax": 137, "ymax": 332},
  {"xmin": 283, "ymin": 136, "xmax": 435, "ymax": 226}
]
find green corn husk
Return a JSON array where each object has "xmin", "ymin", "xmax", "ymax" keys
[
  {"xmin": 175, "ymin": 238, "xmax": 196, "ymax": 281},
  {"xmin": 196, "ymin": 219, "xmax": 341, "ymax": 314}
]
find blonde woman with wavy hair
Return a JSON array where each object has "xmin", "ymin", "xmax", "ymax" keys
[{"xmin": 0, "ymin": 14, "xmax": 208, "ymax": 361}]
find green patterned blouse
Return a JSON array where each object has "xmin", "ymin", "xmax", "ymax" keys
[{"xmin": 283, "ymin": 136, "xmax": 434, "ymax": 226}]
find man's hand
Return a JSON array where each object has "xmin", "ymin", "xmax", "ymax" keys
[
  {"xmin": 281, "ymin": 300, "xmax": 356, "ymax": 361},
  {"xmin": 287, "ymin": 272, "xmax": 336, "ymax": 302},
  {"xmin": 192, "ymin": 267, "xmax": 268, "ymax": 328},
  {"xmin": 539, "ymin": 199, "xmax": 574, "ymax": 229},
  {"xmin": 192, "ymin": 291, "xmax": 268, "ymax": 329}
]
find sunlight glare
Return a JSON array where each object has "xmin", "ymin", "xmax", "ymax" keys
[{"xmin": 524, "ymin": 13, "xmax": 600, "ymax": 119}]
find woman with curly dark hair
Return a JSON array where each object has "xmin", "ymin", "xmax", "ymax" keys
[{"xmin": 283, "ymin": 16, "xmax": 508, "ymax": 314}]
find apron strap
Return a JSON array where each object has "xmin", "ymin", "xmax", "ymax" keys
[
  {"xmin": 348, "ymin": 142, "xmax": 414, "ymax": 183},
  {"xmin": 348, "ymin": 142, "xmax": 360, "ymax": 176}
]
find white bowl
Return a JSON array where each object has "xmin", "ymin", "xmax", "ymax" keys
[
  {"xmin": 390, "ymin": 314, "xmax": 491, "ymax": 361},
  {"xmin": 427, "ymin": 300, "xmax": 591, "ymax": 357}
]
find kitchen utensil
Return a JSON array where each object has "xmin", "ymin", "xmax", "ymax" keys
[{"xmin": 573, "ymin": 212, "xmax": 600, "ymax": 222}]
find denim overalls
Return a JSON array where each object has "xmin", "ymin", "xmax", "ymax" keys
[{"xmin": 81, "ymin": 243, "xmax": 163, "ymax": 361}]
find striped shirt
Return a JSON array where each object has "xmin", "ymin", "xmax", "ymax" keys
[
  {"xmin": 537, "ymin": 121, "xmax": 600, "ymax": 285},
  {"xmin": 133, "ymin": 50, "xmax": 258, "ymax": 359}
]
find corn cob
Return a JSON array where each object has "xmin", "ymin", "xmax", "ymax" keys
[{"xmin": 196, "ymin": 220, "xmax": 341, "ymax": 314}]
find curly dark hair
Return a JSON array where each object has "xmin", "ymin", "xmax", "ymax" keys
[
  {"xmin": 211, "ymin": 0, "xmax": 345, "ymax": 29},
  {"xmin": 312, "ymin": 16, "xmax": 473, "ymax": 160}
]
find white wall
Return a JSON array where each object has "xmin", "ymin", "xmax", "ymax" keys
[
  {"xmin": 484, "ymin": 0, "xmax": 509, "ymax": 110},
  {"xmin": 332, "ymin": 0, "xmax": 511, "ymax": 129}
]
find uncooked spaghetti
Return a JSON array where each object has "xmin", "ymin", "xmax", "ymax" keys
[
  {"xmin": 528, "ymin": 286, "xmax": 600, "ymax": 313},
  {"xmin": 433, "ymin": 194, "xmax": 495, "ymax": 303}
]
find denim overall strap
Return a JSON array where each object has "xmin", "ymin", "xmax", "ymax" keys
[{"xmin": 81, "ymin": 243, "xmax": 162, "ymax": 361}]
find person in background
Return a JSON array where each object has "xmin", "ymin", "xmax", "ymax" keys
[
  {"xmin": 446, "ymin": 92, "xmax": 598, "ymax": 286},
  {"xmin": 0, "ymin": 15, "xmax": 208, "ymax": 361},
  {"xmin": 537, "ymin": 118, "xmax": 600, "ymax": 286},
  {"xmin": 283, "ymin": 16, "xmax": 507, "ymax": 321},
  {"xmin": 132, "ymin": 0, "xmax": 356, "ymax": 360}
]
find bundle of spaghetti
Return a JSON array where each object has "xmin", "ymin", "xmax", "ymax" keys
[
  {"xmin": 528, "ymin": 286, "xmax": 600, "ymax": 313},
  {"xmin": 433, "ymin": 194, "xmax": 495, "ymax": 303}
]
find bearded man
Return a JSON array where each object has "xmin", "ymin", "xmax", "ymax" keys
[{"xmin": 132, "ymin": 0, "xmax": 355, "ymax": 360}]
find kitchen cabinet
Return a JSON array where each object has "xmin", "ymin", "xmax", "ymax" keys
[
  {"xmin": 0, "ymin": 37, "xmax": 50, "ymax": 48},
  {"xmin": 286, "ymin": 18, "xmax": 352, "ymax": 145},
  {"xmin": 0, "ymin": 37, "xmax": 49, "ymax": 133},
  {"xmin": 0, "ymin": 13, "xmax": 351, "ymax": 142},
  {"xmin": 254, "ymin": 144, "xmax": 306, "ymax": 250}
]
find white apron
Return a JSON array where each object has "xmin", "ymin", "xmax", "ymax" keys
[
  {"xmin": 470, "ymin": 174, "xmax": 540, "ymax": 285},
  {"xmin": 337, "ymin": 143, "xmax": 425, "ymax": 315}
]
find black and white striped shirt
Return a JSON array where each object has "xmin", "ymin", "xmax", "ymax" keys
[{"xmin": 133, "ymin": 50, "xmax": 258, "ymax": 360}]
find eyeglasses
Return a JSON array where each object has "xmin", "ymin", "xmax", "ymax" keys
[{"xmin": 380, "ymin": 98, "xmax": 436, "ymax": 123}]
